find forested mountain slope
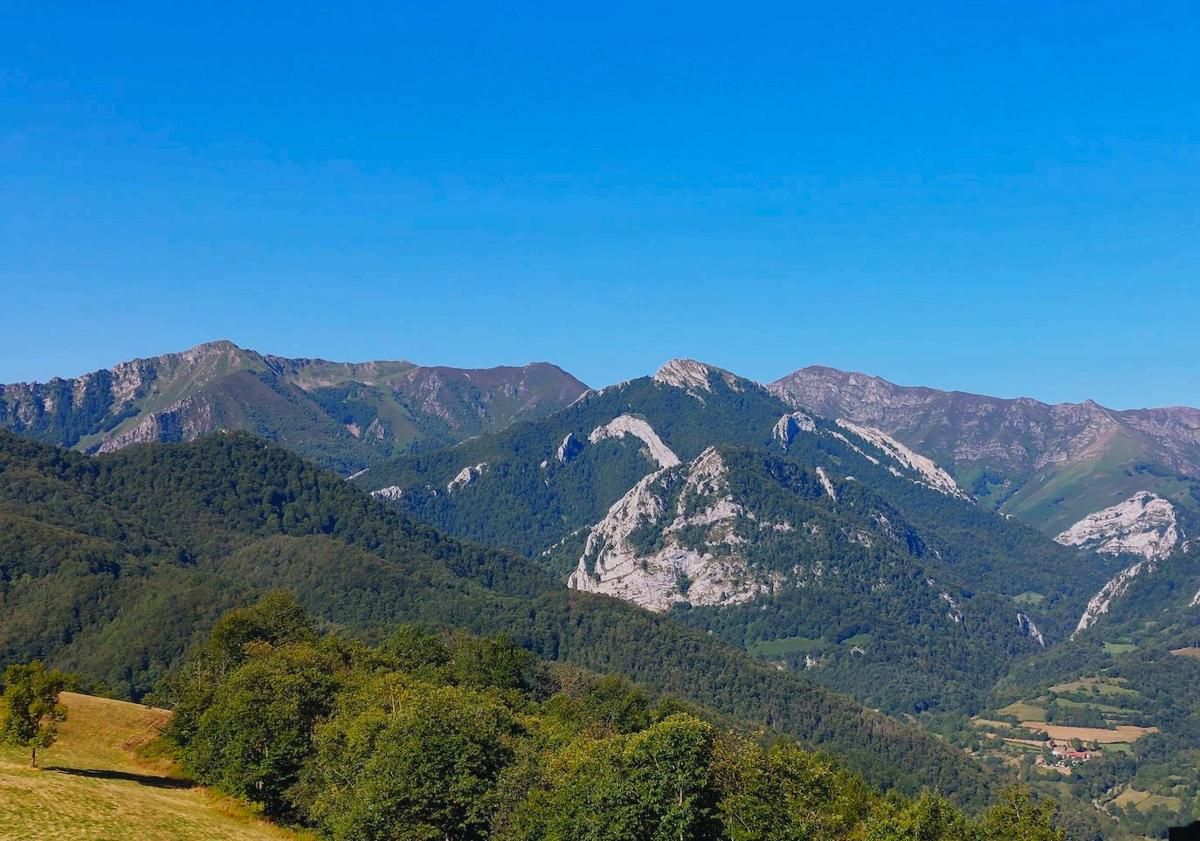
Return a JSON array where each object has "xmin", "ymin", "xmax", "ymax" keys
[
  {"xmin": 981, "ymin": 541, "xmax": 1200, "ymax": 837},
  {"xmin": 0, "ymin": 429, "xmax": 999, "ymax": 805},
  {"xmin": 358, "ymin": 361, "xmax": 1119, "ymax": 713}
]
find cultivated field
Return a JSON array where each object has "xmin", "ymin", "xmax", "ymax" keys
[
  {"xmin": 0, "ymin": 692, "xmax": 305, "ymax": 841},
  {"xmin": 1020, "ymin": 721, "xmax": 1158, "ymax": 743}
]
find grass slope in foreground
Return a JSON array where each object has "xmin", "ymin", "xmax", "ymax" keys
[{"xmin": 0, "ymin": 691, "xmax": 304, "ymax": 841}]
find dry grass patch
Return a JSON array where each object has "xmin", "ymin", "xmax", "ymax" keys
[
  {"xmin": 1170, "ymin": 647, "xmax": 1200, "ymax": 660},
  {"xmin": 1021, "ymin": 721, "xmax": 1157, "ymax": 743},
  {"xmin": 0, "ymin": 692, "xmax": 306, "ymax": 841},
  {"xmin": 1112, "ymin": 787, "xmax": 1183, "ymax": 813}
]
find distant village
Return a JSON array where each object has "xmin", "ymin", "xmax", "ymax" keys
[{"xmin": 1035, "ymin": 740, "xmax": 1098, "ymax": 772}]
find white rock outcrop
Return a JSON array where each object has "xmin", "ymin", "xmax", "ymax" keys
[
  {"xmin": 773, "ymin": 411, "xmax": 816, "ymax": 447},
  {"xmin": 1192, "ymin": 587, "xmax": 1200, "ymax": 608},
  {"xmin": 835, "ymin": 420, "xmax": 968, "ymax": 499},
  {"xmin": 827, "ymin": 431, "xmax": 880, "ymax": 465},
  {"xmin": 1055, "ymin": 492, "xmax": 1178, "ymax": 560},
  {"xmin": 588, "ymin": 415, "xmax": 680, "ymax": 468},
  {"xmin": 447, "ymin": 462, "xmax": 488, "ymax": 492},
  {"xmin": 371, "ymin": 485, "xmax": 404, "ymax": 501},
  {"xmin": 815, "ymin": 467, "xmax": 837, "ymax": 501},
  {"xmin": 556, "ymin": 432, "xmax": 583, "ymax": 463},
  {"xmin": 652, "ymin": 359, "xmax": 746, "ymax": 400},
  {"xmin": 567, "ymin": 448, "xmax": 769, "ymax": 612},
  {"xmin": 1017, "ymin": 612, "xmax": 1046, "ymax": 647},
  {"xmin": 1073, "ymin": 559, "xmax": 1152, "ymax": 636}
]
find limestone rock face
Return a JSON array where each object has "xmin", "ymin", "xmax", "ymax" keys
[
  {"xmin": 556, "ymin": 432, "xmax": 583, "ymax": 463},
  {"xmin": 1073, "ymin": 559, "xmax": 1156, "ymax": 636},
  {"xmin": 1017, "ymin": 613, "xmax": 1046, "ymax": 647},
  {"xmin": 567, "ymin": 448, "xmax": 771, "ymax": 612},
  {"xmin": 447, "ymin": 462, "xmax": 488, "ymax": 492},
  {"xmin": 653, "ymin": 359, "xmax": 747, "ymax": 397},
  {"xmin": 588, "ymin": 415, "xmax": 680, "ymax": 469},
  {"xmin": 1064, "ymin": 494, "xmax": 1185, "ymax": 637},
  {"xmin": 773, "ymin": 412, "xmax": 816, "ymax": 448},
  {"xmin": 835, "ymin": 420, "xmax": 968, "ymax": 499},
  {"xmin": 1055, "ymin": 493, "xmax": 1178, "ymax": 561}
]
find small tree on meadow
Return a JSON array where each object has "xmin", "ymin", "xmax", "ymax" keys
[{"xmin": 0, "ymin": 661, "xmax": 69, "ymax": 768}]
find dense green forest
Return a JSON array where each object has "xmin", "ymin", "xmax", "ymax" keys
[
  {"xmin": 0, "ymin": 429, "xmax": 1000, "ymax": 806},
  {"xmin": 158, "ymin": 593, "xmax": 1067, "ymax": 841}
]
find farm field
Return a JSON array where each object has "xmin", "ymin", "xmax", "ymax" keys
[{"xmin": 1020, "ymin": 721, "xmax": 1158, "ymax": 743}]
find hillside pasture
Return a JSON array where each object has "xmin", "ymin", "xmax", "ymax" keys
[{"xmin": 0, "ymin": 692, "xmax": 304, "ymax": 841}]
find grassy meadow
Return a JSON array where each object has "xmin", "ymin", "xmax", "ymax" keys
[{"xmin": 0, "ymin": 692, "xmax": 306, "ymax": 841}]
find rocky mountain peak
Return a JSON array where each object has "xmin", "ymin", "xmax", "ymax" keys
[{"xmin": 653, "ymin": 359, "xmax": 751, "ymax": 398}]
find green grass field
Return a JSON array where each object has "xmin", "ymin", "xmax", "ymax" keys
[
  {"xmin": 0, "ymin": 692, "xmax": 306, "ymax": 841},
  {"xmin": 1103, "ymin": 642, "xmax": 1137, "ymax": 655},
  {"xmin": 999, "ymin": 700, "xmax": 1047, "ymax": 722},
  {"xmin": 749, "ymin": 636, "xmax": 824, "ymax": 657},
  {"xmin": 1049, "ymin": 677, "xmax": 1139, "ymax": 697},
  {"xmin": 1054, "ymin": 697, "xmax": 1138, "ymax": 716}
]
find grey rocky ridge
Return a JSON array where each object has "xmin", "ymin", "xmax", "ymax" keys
[
  {"xmin": 769, "ymin": 366, "xmax": 1200, "ymax": 535},
  {"xmin": 0, "ymin": 340, "xmax": 589, "ymax": 474}
]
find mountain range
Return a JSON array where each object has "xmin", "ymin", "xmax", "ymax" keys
[
  {"xmin": 770, "ymin": 365, "xmax": 1200, "ymax": 539},
  {"xmin": 2, "ymin": 342, "xmax": 1198, "ymax": 837},
  {"xmin": 0, "ymin": 340, "xmax": 587, "ymax": 474}
]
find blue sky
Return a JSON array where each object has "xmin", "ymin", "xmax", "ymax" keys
[{"xmin": 3, "ymin": 2, "xmax": 1198, "ymax": 407}]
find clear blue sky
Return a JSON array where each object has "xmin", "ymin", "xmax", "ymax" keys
[{"xmin": 3, "ymin": 2, "xmax": 1198, "ymax": 408}]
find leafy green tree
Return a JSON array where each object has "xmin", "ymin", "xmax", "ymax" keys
[
  {"xmin": 715, "ymin": 738, "xmax": 873, "ymax": 840},
  {"xmin": 0, "ymin": 661, "xmax": 68, "ymax": 768},
  {"xmin": 303, "ymin": 683, "xmax": 518, "ymax": 841},
  {"xmin": 450, "ymin": 633, "xmax": 548, "ymax": 699},
  {"xmin": 376, "ymin": 624, "xmax": 452, "ymax": 678},
  {"xmin": 865, "ymin": 791, "xmax": 971, "ymax": 841},
  {"xmin": 522, "ymin": 714, "xmax": 719, "ymax": 841},
  {"xmin": 204, "ymin": 590, "xmax": 318, "ymax": 667},
  {"xmin": 975, "ymin": 786, "xmax": 1065, "ymax": 841},
  {"xmin": 183, "ymin": 641, "xmax": 340, "ymax": 817},
  {"xmin": 158, "ymin": 591, "xmax": 319, "ymax": 748}
]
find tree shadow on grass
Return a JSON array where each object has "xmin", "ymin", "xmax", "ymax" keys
[{"xmin": 45, "ymin": 766, "xmax": 196, "ymax": 789}]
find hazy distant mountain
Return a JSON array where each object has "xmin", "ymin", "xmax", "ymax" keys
[
  {"xmin": 0, "ymin": 340, "xmax": 588, "ymax": 474},
  {"xmin": 769, "ymin": 365, "xmax": 1200, "ymax": 542}
]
